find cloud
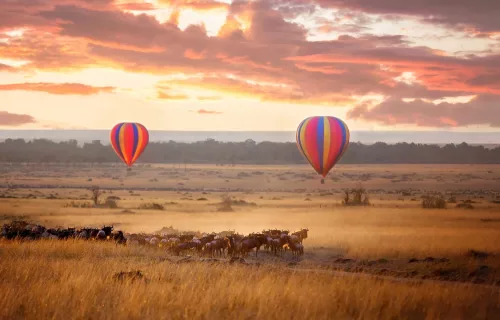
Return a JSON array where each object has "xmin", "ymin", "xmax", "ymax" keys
[
  {"xmin": 0, "ymin": 0, "xmax": 499, "ymax": 129},
  {"xmin": 194, "ymin": 109, "xmax": 222, "ymax": 114},
  {"xmin": 196, "ymin": 95, "xmax": 222, "ymax": 100},
  {"xmin": 312, "ymin": 10, "xmax": 373, "ymax": 35},
  {"xmin": 184, "ymin": 49, "xmax": 207, "ymax": 60},
  {"xmin": 159, "ymin": 0, "xmax": 229, "ymax": 11},
  {"xmin": 39, "ymin": 5, "xmax": 177, "ymax": 51},
  {"xmin": 0, "ymin": 63, "xmax": 16, "ymax": 71},
  {"xmin": 347, "ymin": 94, "xmax": 500, "ymax": 127},
  {"xmin": 313, "ymin": 0, "xmax": 500, "ymax": 34},
  {"xmin": 0, "ymin": 111, "xmax": 37, "ymax": 126},
  {"xmin": 117, "ymin": 2, "xmax": 157, "ymax": 11},
  {"xmin": 72, "ymin": 0, "xmax": 498, "ymax": 110},
  {"xmin": 160, "ymin": 75, "xmax": 356, "ymax": 106},
  {"xmin": 0, "ymin": 30, "xmax": 95, "ymax": 71},
  {"xmin": 0, "ymin": 0, "xmax": 115, "ymax": 32},
  {"xmin": 157, "ymin": 90, "xmax": 189, "ymax": 100},
  {"xmin": 0, "ymin": 82, "xmax": 115, "ymax": 95}
]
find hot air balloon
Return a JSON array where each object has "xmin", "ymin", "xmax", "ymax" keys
[
  {"xmin": 296, "ymin": 116, "xmax": 350, "ymax": 182},
  {"xmin": 110, "ymin": 122, "xmax": 149, "ymax": 168}
]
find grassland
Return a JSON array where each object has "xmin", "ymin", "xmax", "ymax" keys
[{"xmin": 1, "ymin": 163, "xmax": 500, "ymax": 319}]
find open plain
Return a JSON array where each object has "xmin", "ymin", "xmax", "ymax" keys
[{"xmin": 1, "ymin": 163, "xmax": 500, "ymax": 319}]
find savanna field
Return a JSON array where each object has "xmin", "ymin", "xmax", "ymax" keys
[{"xmin": 1, "ymin": 163, "xmax": 500, "ymax": 319}]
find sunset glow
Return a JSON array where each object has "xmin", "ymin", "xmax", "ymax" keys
[{"xmin": 1, "ymin": 0, "xmax": 499, "ymax": 131}]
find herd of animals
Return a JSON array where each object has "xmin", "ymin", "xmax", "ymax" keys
[{"xmin": 1, "ymin": 221, "xmax": 309, "ymax": 259}]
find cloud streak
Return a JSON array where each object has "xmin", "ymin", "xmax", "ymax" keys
[
  {"xmin": 0, "ymin": 111, "xmax": 37, "ymax": 126},
  {"xmin": 0, "ymin": 83, "xmax": 115, "ymax": 95},
  {"xmin": 195, "ymin": 109, "xmax": 222, "ymax": 114},
  {"xmin": 313, "ymin": 0, "xmax": 500, "ymax": 34},
  {"xmin": 347, "ymin": 94, "xmax": 500, "ymax": 127}
]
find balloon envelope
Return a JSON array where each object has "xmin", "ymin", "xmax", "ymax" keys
[
  {"xmin": 296, "ymin": 116, "xmax": 350, "ymax": 177},
  {"xmin": 110, "ymin": 122, "xmax": 149, "ymax": 167}
]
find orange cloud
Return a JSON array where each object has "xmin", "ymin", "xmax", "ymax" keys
[
  {"xmin": 217, "ymin": 15, "xmax": 244, "ymax": 38},
  {"xmin": 117, "ymin": 2, "xmax": 157, "ymax": 11},
  {"xmin": 184, "ymin": 49, "xmax": 207, "ymax": 60},
  {"xmin": 196, "ymin": 95, "xmax": 222, "ymax": 100},
  {"xmin": 161, "ymin": 75, "xmax": 356, "ymax": 106},
  {"xmin": 159, "ymin": 0, "xmax": 229, "ymax": 11},
  {"xmin": 218, "ymin": 55, "xmax": 281, "ymax": 72},
  {"xmin": 294, "ymin": 63, "xmax": 347, "ymax": 75},
  {"xmin": 0, "ymin": 111, "xmax": 37, "ymax": 126},
  {"xmin": 157, "ymin": 91, "xmax": 189, "ymax": 100},
  {"xmin": 0, "ymin": 63, "xmax": 16, "ymax": 72},
  {"xmin": 195, "ymin": 109, "xmax": 222, "ymax": 114},
  {"xmin": 317, "ymin": 24, "xmax": 335, "ymax": 34},
  {"xmin": 0, "ymin": 31, "xmax": 95, "ymax": 71},
  {"xmin": 0, "ymin": 82, "xmax": 115, "ymax": 95}
]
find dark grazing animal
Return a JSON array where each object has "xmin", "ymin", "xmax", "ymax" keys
[
  {"xmin": 285, "ymin": 235, "xmax": 304, "ymax": 258},
  {"xmin": 112, "ymin": 231, "xmax": 127, "ymax": 245},
  {"xmin": 239, "ymin": 233, "xmax": 267, "ymax": 258},
  {"xmin": 292, "ymin": 229, "xmax": 309, "ymax": 244}
]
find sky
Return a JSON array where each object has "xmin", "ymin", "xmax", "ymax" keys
[{"xmin": 0, "ymin": 0, "xmax": 499, "ymax": 132}]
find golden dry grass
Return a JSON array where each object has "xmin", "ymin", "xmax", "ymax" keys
[
  {"xmin": 2, "ymin": 198, "xmax": 499, "ymax": 259},
  {"xmin": 1, "ymin": 163, "xmax": 500, "ymax": 319},
  {"xmin": 0, "ymin": 241, "xmax": 498, "ymax": 320},
  {"xmin": 2, "ymin": 163, "xmax": 500, "ymax": 191}
]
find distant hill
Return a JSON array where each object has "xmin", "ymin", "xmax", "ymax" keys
[{"xmin": 0, "ymin": 138, "xmax": 499, "ymax": 164}]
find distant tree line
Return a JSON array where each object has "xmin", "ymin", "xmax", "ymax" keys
[{"xmin": 0, "ymin": 138, "xmax": 499, "ymax": 164}]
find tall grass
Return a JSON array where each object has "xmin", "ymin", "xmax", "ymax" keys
[{"xmin": 0, "ymin": 241, "xmax": 498, "ymax": 320}]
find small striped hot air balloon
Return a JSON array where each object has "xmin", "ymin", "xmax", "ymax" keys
[
  {"xmin": 296, "ymin": 116, "xmax": 350, "ymax": 182},
  {"xmin": 110, "ymin": 122, "xmax": 149, "ymax": 168}
]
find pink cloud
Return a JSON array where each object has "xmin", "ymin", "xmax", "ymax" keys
[
  {"xmin": 195, "ymin": 109, "xmax": 222, "ymax": 114},
  {"xmin": 0, "ymin": 111, "xmax": 37, "ymax": 126},
  {"xmin": 0, "ymin": 82, "xmax": 115, "ymax": 95},
  {"xmin": 347, "ymin": 94, "xmax": 500, "ymax": 127}
]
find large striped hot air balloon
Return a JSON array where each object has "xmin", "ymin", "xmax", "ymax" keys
[
  {"xmin": 110, "ymin": 122, "xmax": 149, "ymax": 167},
  {"xmin": 296, "ymin": 116, "xmax": 350, "ymax": 179}
]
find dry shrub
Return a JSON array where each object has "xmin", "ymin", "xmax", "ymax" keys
[
  {"xmin": 456, "ymin": 202, "xmax": 474, "ymax": 210},
  {"xmin": 105, "ymin": 199, "xmax": 118, "ymax": 209},
  {"xmin": 422, "ymin": 195, "xmax": 447, "ymax": 209},
  {"xmin": 138, "ymin": 203, "xmax": 164, "ymax": 210},
  {"xmin": 232, "ymin": 199, "xmax": 257, "ymax": 207},
  {"xmin": 64, "ymin": 201, "xmax": 93, "ymax": 208},
  {"xmin": 217, "ymin": 195, "xmax": 234, "ymax": 212},
  {"xmin": 342, "ymin": 187, "xmax": 370, "ymax": 206}
]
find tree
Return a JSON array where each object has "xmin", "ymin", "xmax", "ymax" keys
[{"xmin": 89, "ymin": 185, "xmax": 103, "ymax": 205}]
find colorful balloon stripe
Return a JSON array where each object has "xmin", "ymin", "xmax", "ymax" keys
[
  {"xmin": 296, "ymin": 116, "xmax": 350, "ymax": 177},
  {"xmin": 110, "ymin": 123, "xmax": 149, "ymax": 167}
]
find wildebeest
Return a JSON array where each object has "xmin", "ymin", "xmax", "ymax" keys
[
  {"xmin": 204, "ymin": 237, "xmax": 230, "ymax": 257},
  {"xmin": 239, "ymin": 233, "xmax": 267, "ymax": 258},
  {"xmin": 285, "ymin": 235, "xmax": 304, "ymax": 258},
  {"xmin": 1, "ymin": 221, "xmax": 308, "ymax": 260},
  {"xmin": 112, "ymin": 231, "xmax": 127, "ymax": 245},
  {"xmin": 88, "ymin": 226, "xmax": 114, "ymax": 240},
  {"xmin": 291, "ymin": 229, "xmax": 309, "ymax": 244}
]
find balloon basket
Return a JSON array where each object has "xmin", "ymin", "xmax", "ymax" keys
[
  {"xmin": 126, "ymin": 168, "xmax": 132, "ymax": 172},
  {"xmin": 320, "ymin": 179, "xmax": 325, "ymax": 184}
]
